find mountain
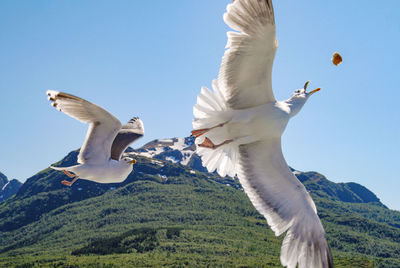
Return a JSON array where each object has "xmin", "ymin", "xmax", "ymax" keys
[
  {"xmin": 0, "ymin": 138, "xmax": 399, "ymax": 267},
  {"xmin": 135, "ymin": 137, "xmax": 207, "ymax": 172},
  {"xmin": 294, "ymin": 171, "xmax": 383, "ymax": 206},
  {"xmin": 0, "ymin": 171, "xmax": 22, "ymax": 202},
  {"xmin": 136, "ymin": 137, "xmax": 384, "ymax": 206}
]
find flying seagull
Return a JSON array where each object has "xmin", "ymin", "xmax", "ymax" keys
[
  {"xmin": 191, "ymin": 0, "xmax": 332, "ymax": 267},
  {"xmin": 47, "ymin": 91, "xmax": 144, "ymax": 186}
]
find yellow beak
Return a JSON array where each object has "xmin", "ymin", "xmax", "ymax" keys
[
  {"xmin": 130, "ymin": 159, "xmax": 136, "ymax": 164},
  {"xmin": 308, "ymin": 88, "xmax": 321, "ymax": 95}
]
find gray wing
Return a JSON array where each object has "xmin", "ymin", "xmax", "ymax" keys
[
  {"xmin": 111, "ymin": 117, "xmax": 144, "ymax": 161},
  {"xmin": 238, "ymin": 138, "xmax": 333, "ymax": 268},
  {"xmin": 47, "ymin": 90, "xmax": 122, "ymax": 164},
  {"xmin": 218, "ymin": 0, "xmax": 278, "ymax": 109}
]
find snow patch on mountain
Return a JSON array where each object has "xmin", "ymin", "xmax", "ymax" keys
[
  {"xmin": 2, "ymin": 181, "xmax": 10, "ymax": 191},
  {"xmin": 0, "ymin": 172, "xmax": 22, "ymax": 202},
  {"xmin": 134, "ymin": 137, "xmax": 197, "ymax": 167}
]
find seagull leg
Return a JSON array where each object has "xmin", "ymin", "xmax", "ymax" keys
[
  {"xmin": 198, "ymin": 137, "xmax": 233, "ymax": 150},
  {"xmin": 191, "ymin": 122, "xmax": 228, "ymax": 138},
  {"xmin": 62, "ymin": 170, "xmax": 76, "ymax": 178},
  {"xmin": 198, "ymin": 137, "xmax": 215, "ymax": 148},
  {"xmin": 191, "ymin": 128, "xmax": 210, "ymax": 138},
  {"xmin": 69, "ymin": 176, "xmax": 79, "ymax": 185},
  {"xmin": 61, "ymin": 176, "xmax": 79, "ymax": 187}
]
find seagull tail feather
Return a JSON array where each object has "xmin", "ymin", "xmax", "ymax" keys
[
  {"xmin": 192, "ymin": 80, "xmax": 237, "ymax": 178},
  {"xmin": 49, "ymin": 166, "xmax": 64, "ymax": 171},
  {"xmin": 49, "ymin": 165, "xmax": 75, "ymax": 172}
]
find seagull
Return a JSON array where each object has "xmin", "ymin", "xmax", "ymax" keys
[
  {"xmin": 191, "ymin": 0, "xmax": 332, "ymax": 267},
  {"xmin": 46, "ymin": 91, "xmax": 144, "ymax": 186}
]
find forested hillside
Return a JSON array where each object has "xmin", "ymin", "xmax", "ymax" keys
[{"xmin": 0, "ymin": 146, "xmax": 399, "ymax": 267}]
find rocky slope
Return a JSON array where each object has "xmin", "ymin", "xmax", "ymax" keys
[{"xmin": 0, "ymin": 171, "xmax": 22, "ymax": 202}]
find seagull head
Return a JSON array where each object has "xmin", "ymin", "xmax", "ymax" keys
[
  {"xmin": 291, "ymin": 81, "xmax": 320, "ymax": 99},
  {"xmin": 287, "ymin": 81, "xmax": 321, "ymax": 117},
  {"xmin": 122, "ymin": 157, "xmax": 136, "ymax": 165}
]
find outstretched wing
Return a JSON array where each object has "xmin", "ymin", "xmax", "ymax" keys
[
  {"xmin": 111, "ymin": 117, "xmax": 144, "ymax": 161},
  {"xmin": 218, "ymin": 0, "xmax": 278, "ymax": 109},
  {"xmin": 47, "ymin": 90, "xmax": 122, "ymax": 164},
  {"xmin": 238, "ymin": 138, "xmax": 333, "ymax": 268}
]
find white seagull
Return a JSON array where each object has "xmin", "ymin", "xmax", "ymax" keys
[
  {"xmin": 191, "ymin": 0, "xmax": 332, "ymax": 267},
  {"xmin": 47, "ymin": 90, "xmax": 144, "ymax": 186}
]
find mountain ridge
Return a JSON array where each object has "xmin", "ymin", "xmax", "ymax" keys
[
  {"xmin": 0, "ymin": 137, "xmax": 399, "ymax": 267},
  {"xmin": 0, "ymin": 171, "xmax": 22, "ymax": 202},
  {"xmin": 135, "ymin": 137, "xmax": 384, "ymax": 206}
]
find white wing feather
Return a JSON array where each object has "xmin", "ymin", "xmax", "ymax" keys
[
  {"xmin": 46, "ymin": 90, "xmax": 122, "ymax": 164},
  {"xmin": 219, "ymin": 0, "xmax": 278, "ymax": 109},
  {"xmin": 194, "ymin": 0, "xmax": 332, "ymax": 267},
  {"xmin": 238, "ymin": 138, "xmax": 333, "ymax": 268}
]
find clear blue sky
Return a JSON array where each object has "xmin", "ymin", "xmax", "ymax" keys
[{"xmin": 0, "ymin": 1, "xmax": 399, "ymax": 210}]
